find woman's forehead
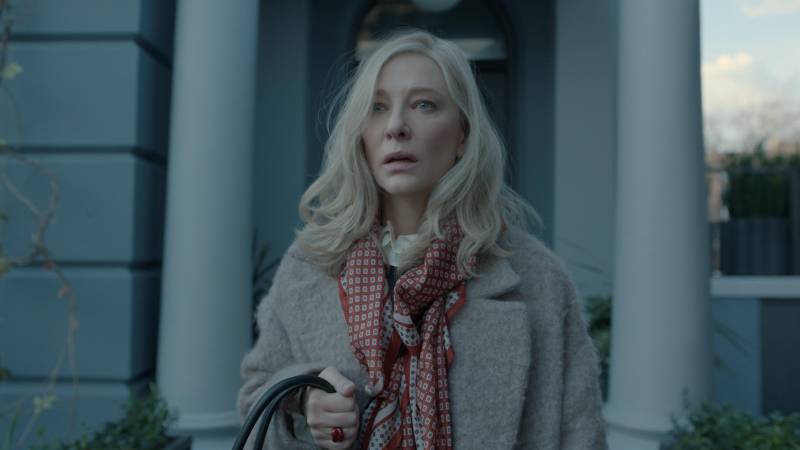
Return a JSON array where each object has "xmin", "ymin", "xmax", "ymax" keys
[
  {"xmin": 374, "ymin": 86, "xmax": 444, "ymax": 98},
  {"xmin": 374, "ymin": 52, "xmax": 448, "ymax": 95}
]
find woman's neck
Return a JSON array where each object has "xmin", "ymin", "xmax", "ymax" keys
[{"xmin": 382, "ymin": 194, "xmax": 427, "ymax": 235}]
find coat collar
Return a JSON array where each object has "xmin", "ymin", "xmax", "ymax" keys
[{"xmin": 468, "ymin": 252, "xmax": 521, "ymax": 299}]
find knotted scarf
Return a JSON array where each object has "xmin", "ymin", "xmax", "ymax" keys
[{"xmin": 338, "ymin": 218, "xmax": 475, "ymax": 449}]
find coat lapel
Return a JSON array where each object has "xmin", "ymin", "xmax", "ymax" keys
[
  {"xmin": 468, "ymin": 252, "xmax": 521, "ymax": 299},
  {"xmin": 446, "ymin": 253, "xmax": 532, "ymax": 448}
]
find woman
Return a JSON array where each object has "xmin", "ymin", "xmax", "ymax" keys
[{"xmin": 237, "ymin": 29, "xmax": 606, "ymax": 449}]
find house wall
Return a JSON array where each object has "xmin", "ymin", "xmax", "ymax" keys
[
  {"xmin": 252, "ymin": 0, "xmax": 312, "ymax": 274},
  {"xmin": 553, "ymin": 0, "xmax": 618, "ymax": 299},
  {"xmin": 760, "ymin": 298, "xmax": 800, "ymax": 413},
  {"xmin": 711, "ymin": 290, "xmax": 800, "ymax": 416},
  {"xmin": 0, "ymin": 0, "xmax": 174, "ymax": 442},
  {"xmin": 253, "ymin": 0, "xmax": 370, "ymax": 272},
  {"xmin": 495, "ymin": 0, "xmax": 557, "ymax": 247}
]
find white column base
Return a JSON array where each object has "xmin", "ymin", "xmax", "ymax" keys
[
  {"xmin": 190, "ymin": 433, "xmax": 237, "ymax": 450},
  {"xmin": 604, "ymin": 404, "xmax": 672, "ymax": 450},
  {"xmin": 169, "ymin": 410, "xmax": 240, "ymax": 432},
  {"xmin": 608, "ymin": 431, "xmax": 664, "ymax": 450},
  {"xmin": 165, "ymin": 410, "xmax": 240, "ymax": 450}
]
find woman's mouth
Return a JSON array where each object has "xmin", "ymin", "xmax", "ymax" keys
[{"xmin": 382, "ymin": 151, "xmax": 419, "ymax": 171}]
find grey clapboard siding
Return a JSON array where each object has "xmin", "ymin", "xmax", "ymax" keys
[
  {"xmin": 0, "ymin": 154, "xmax": 165, "ymax": 262},
  {"xmin": 9, "ymin": 0, "xmax": 175, "ymax": 60},
  {"xmin": 137, "ymin": 44, "xmax": 173, "ymax": 156},
  {"xmin": 0, "ymin": 0, "xmax": 174, "ymax": 444},
  {"xmin": 0, "ymin": 42, "xmax": 170, "ymax": 155},
  {"xmin": 0, "ymin": 266, "xmax": 160, "ymax": 379}
]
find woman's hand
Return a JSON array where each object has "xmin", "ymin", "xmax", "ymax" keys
[{"xmin": 304, "ymin": 366, "xmax": 360, "ymax": 449}]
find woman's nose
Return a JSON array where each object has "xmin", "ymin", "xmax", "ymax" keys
[{"xmin": 385, "ymin": 109, "xmax": 411, "ymax": 140}]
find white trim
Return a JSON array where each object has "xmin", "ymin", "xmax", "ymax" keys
[
  {"xmin": 168, "ymin": 410, "xmax": 241, "ymax": 434},
  {"xmin": 603, "ymin": 403, "xmax": 672, "ymax": 437},
  {"xmin": 711, "ymin": 276, "xmax": 800, "ymax": 299}
]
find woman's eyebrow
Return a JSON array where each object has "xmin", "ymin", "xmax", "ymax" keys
[
  {"xmin": 407, "ymin": 86, "xmax": 444, "ymax": 97},
  {"xmin": 374, "ymin": 87, "xmax": 444, "ymax": 98}
]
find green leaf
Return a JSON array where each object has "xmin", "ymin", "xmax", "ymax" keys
[
  {"xmin": 0, "ymin": 365, "xmax": 10, "ymax": 381},
  {"xmin": 39, "ymin": 382, "xmax": 174, "ymax": 449},
  {"xmin": 32, "ymin": 394, "xmax": 56, "ymax": 415},
  {"xmin": 3, "ymin": 404, "xmax": 21, "ymax": 450},
  {"xmin": 0, "ymin": 62, "xmax": 23, "ymax": 80},
  {"xmin": 666, "ymin": 401, "xmax": 800, "ymax": 449}
]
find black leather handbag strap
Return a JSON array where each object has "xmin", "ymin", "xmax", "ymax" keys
[{"xmin": 232, "ymin": 375, "xmax": 335, "ymax": 450}]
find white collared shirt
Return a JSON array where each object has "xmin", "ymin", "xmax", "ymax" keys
[{"xmin": 380, "ymin": 222, "xmax": 418, "ymax": 267}]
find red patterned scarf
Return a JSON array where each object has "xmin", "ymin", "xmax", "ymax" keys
[{"xmin": 338, "ymin": 218, "xmax": 475, "ymax": 449}]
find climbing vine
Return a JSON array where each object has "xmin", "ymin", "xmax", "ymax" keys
[{"xmin": 0, "ymin": 0, "xmax": 81, "ymax": 448}]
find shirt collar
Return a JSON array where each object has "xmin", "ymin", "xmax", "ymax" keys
[{"xmin": 380, "ymin": 222, "xmax": 418, "ymax": 267}]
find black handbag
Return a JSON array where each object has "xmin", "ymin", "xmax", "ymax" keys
[{"xmin": 232, "ymin": 375, "xmax": 335, "ymax": 450}]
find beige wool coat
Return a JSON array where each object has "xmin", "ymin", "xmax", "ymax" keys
[{"xmin": 237, "ymin": 227, "xmax": 607, "ymax": 449}]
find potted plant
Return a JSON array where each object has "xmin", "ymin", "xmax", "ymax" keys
[{"xmin": 19, "ymin": 383, "xmax": 191, "ymax": 450}]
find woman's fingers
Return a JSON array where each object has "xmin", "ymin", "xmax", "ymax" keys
[
  {"xmin": 306, "ymin": 367, "xmax": 360, "ymax": 449},
  {"xmin": 306, "ymin": 389, "xmax": 357, "ymax": 414},
  {"xmin": 317, "ymin": 366, "xmax": 356, "ymax": 397},
  {"xmin": 309, "ymin": 424, "xmax": 358, "ymax": 438},
  {"xmin": 310, "ymin": 425, "xmax": 359, "ymax": 450},
  {"xmin": 306, "ymin": 410, "xmax": 359, "ymax": 428}
]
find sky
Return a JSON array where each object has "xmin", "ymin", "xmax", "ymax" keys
[{"xmin": 701, "ymin": 0, "xmax": 800, "ymax": 151}]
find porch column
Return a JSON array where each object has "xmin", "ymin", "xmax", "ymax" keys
[
  {"xmin": 157, "ymin": 1, "xmax": 259, "ymax": 449},
  {"xmin": 605, "ymin": 1, "xmax": 711, "ymax": 449}
]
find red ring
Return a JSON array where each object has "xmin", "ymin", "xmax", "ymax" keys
[{"xmin": 331, "ymin": 426, "xmax": 345, "ymax": 443}]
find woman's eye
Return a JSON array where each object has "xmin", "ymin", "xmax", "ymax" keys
[
  {"xmin": 372, "ymin": 102, "xmax": 388, "ymax": 113},
  {"xmin": 415, "ymin": 100, "xmax": 436, "ymax": 111}
]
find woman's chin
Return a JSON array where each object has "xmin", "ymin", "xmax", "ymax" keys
[{"xmin": 379, "ymin": 182, "xmax": 431, "ymax": 200}]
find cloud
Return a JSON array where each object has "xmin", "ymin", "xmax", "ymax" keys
[
  {"xmin": 702, "ymin": 52, "xmax": 771, "ymax": 113},
  {"xmin": 702, "ymin": 52, "xmax": 753, "ymax": 75},
  {"xmin": 736, "ymin": 0, "xmax": 800, "ymax": 17},
  {"xmin": 702, "ymin": 51, "xmax": 800, "ymax": 150},
  {"xmin": 702, "ymin": 51, "xmax": 800, "ymax": 111}
]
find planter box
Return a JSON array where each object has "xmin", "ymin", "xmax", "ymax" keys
[
  {"xmin": 790, "ymin": 167, "xmax": 800, "ymax": 274},
  {"xmin": 720, "ymin": 218, "xmax": 790, "ymax": 275}
]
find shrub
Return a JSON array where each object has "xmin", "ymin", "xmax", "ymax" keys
[
  {"xmin": 666, "ymin": 400, "xmax": 800, "ymax": 450},
  {"xmin": 585, "ymin": 295, "xmax": 611, "ymax": 401},
  {"xmin": 29, "ymin": 383, "xmax": 174, "ymax": 450}
]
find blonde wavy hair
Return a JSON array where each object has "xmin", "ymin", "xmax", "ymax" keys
[{"xmin": 296, "ymin": 28, "xmax": 540, "ymax": 276}]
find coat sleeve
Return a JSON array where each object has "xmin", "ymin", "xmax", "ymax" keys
[
  {"xmin": 236, "ymin": 251, "xmax": 325, "ymax": 450},
  {"xmin": 558, "ymin": 271, "xmax": 608, "ymax": 449}
]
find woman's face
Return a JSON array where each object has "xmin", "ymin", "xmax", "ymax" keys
[{"xmin": 361, "ymin": 52, "xmax": 465, "ymax": 201}]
